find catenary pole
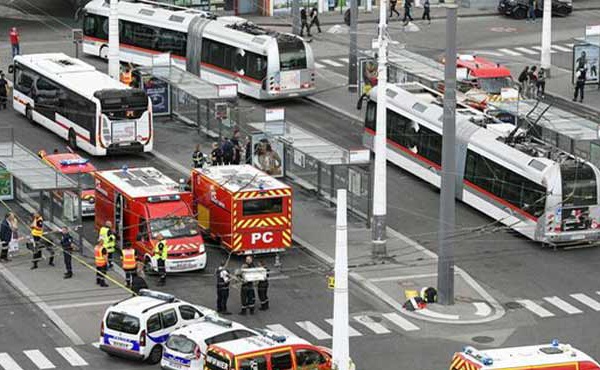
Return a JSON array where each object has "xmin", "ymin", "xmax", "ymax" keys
[
  {"xmin": 540, "ymin": 0, "xmax": 552, "ymax": 76},
  {"xmin": 371, "ymin": 0, "xmax": 388, "ymax": 258},
  {"xmin": 292, "ymin": 0, "xmax": 301, "ymax": 35},
  {"xmin": 108, "ymin": 0, "xmax": 120, "ymax": 80},
  {"xmin": 348, "ymin": 0, "xmax": 358, "ymax": 90},
  {"xmin": 437, "ymin": 0, "xmax": 457, "ymax": 305},
  {"xmin": 332, "ymin": 190, "xmax": 350, "ymax": 370}
]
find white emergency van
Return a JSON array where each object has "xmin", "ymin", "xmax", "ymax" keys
[
  {"xmin": 161, "ymin": 316, "xmax": 258, "ymax": 370},
  {"xmin": 99, "ymin": 290, "xmax": 215, "ymax": 364}
]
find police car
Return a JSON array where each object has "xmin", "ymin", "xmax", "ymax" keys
[
  {"xmin": 99, "ymin": 290, "xmax": 215, "ymax": 364},
  {"xmin": 161, "ymin": 316, "xmax": 258, "ymax": 370}
]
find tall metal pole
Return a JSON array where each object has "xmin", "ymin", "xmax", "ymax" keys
[
  {"xmin": 540, "ymin": 0, "xmax": 552, "ymax": 76},
  {"xmin": 108, "ymin": 0, "xmax": 120, "ymax": 80},
  {"xmin": 332, "ymin": 189, "xmax": 350, "ymax": 370},
  {"xmin": 366, "ymin": 0, "xmax": 372, "ymax": 12},
  {"xmin": 348, "ymin": 0, "xmax": 358, "ymax": 91},
  {"xmin": 292, "ymin": 0, "xmax": 301, "ymax": 35},
  {"xmin": 371, "ymin": 0, "xmax": 388, "ymax": 258},
  {"xmin": 437, "ymin": 0, "xmax": 457, "ymax": 306}
]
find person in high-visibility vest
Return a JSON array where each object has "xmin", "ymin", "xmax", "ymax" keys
[
  {"xmin": 30, "ymin": 213, "xmax": 44, "ymax": 270},
  {"xmin": 98, "ymin": 221, "xmax": 111, "ymax": 244},
  {"xmin": 121, "ymin": 245, "xmax": 137, "ymax": 288},
  {"xmin": 94, "ymin": 241, "xmax": 108, "ymax": 287},
  {"xmin": 153, "ymin": 234, "xmax": 168, "ymax": 286},
  {"xmin": 104, "ymin": 228, "xmax": 116, "ymax": 269},
  {"xmin": 120, "ymin": 65, "xmax": 133, "ymax": 86}
]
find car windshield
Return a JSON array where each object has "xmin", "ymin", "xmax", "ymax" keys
[
  {"xmin": 149, "ymin": 217, "xmax": 200, "ymax": 239},
  {"xmin": 166, "ymin": 335, "xmax": 196, "ymax": 354},
  {"xmin": 478, "ymin": 77, "xmax": 513, "ymax": 94},
  {"xmin": 67, "ymin": 172, "xmax": 95, "ymax": 190},
  {"xmin": 106, "ymin": 312, "xmax": 140, "ymax": 335}
]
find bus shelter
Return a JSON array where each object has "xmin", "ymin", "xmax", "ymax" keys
[{"xmin": 0, "ymin": 129, "xmax": 83, "ymax": 247}]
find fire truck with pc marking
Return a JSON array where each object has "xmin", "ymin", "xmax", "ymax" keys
[
  {"xmin": 94, "ymin": 167, "xmax": 207, "ymax": 272},
  {"xmin": 191, "ymin": 165, "xmax": 292, "ymax": 254}
]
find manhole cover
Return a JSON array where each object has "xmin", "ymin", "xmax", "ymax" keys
[
  {"xmin": 504, "ymin": 301, "xmax": 523, "ymax": 310},
  {"xmin": 472, "ymin": 336, "xmax": 494, "ymax": 344}
]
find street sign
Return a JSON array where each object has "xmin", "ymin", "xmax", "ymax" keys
[
  {"xmin": 72, "ymin": 29, "xmax": 83, "ymax": 42},
  {"xmin": 0, "ymin": 169, "xmax": 13, "ymax": 200},
  {"xmin": 214, "ymin": 103, "xmax": 228, "ymax": 120},
  {"xmin": 218, "ymin": 84, "xmax": 237, "ymax": 98},
  {"xmin": 265, "ymin": 108, "xmax": 285, "ymax": 122},
  {"xmin": 349, "ymin": 148, "xmax": 370, "ymax": 164}
]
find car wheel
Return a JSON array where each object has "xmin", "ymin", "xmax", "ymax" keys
[
  {"xmin": 25, "ymin": 105, "xmax": 34, "ymax": 124},
  {"xmin": 68, "ymin": 129, "xmax": 77, "ymax": 150},
  {"xmin": 144, "ymin": 256, "xmax": 155, "ymax": 275},
  {"xmin": 99, "ymin": 45, "xmax": 108, "ymax": 60},
  {"xmin": 513, "ymin": 7, "xmax": 527, "ymax": 19},
  {"xmin": 147, "ymin": 345, "xmax": 162, "ymax": 364}
]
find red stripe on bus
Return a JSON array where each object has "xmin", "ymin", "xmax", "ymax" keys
[
  {"xmin": 200, "ymin": 62, "xmax": 262, "ymax": 84},
  {"xmin": 365, "ymin": 128, "xmax": 538, "ymax": 222},
  {"xmin": 55, "ymin": 116, "xmax": 91, "ymax": 143},
  {"xmin": 83, "ymin": 36, "xmax": 186, "ymax": 61}
]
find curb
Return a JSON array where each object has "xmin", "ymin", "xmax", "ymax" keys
[
  {"xmin": 305, "ymin": 95, "xmax": 363, "ymax": 122},
  {"xmin": 545, "ymin": 90, "xmax": 600, "ymax": 120}
]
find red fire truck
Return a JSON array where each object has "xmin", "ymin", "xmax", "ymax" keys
[
  {"xmin": 451, "ymin": 342, "xmax": 600, "ymax": 370},
  {"xmin": 191, "ymin": 165, "xmax": 292, "ymax": 254},
  {"xmin": 94, "ymin": 167, "xmax": 207, "ymax": 272}
]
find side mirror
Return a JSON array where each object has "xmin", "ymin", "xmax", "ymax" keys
[{"xmin": 7, "ymin": 65, "xmax": 13, "ymax": 74}]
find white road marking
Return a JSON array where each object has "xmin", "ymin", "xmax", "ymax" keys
[
  {"xmin": 474, "ymin": 302, "xmax": 492, "ymax": 317},
  {"xmin": 498, "ymin": 48, "xmax": 522, "ymax": 56},
  {"xmin": 516, "ymin": 299, "xmax": 555, "ymax": 318},
  {"xmin": 55, "ymin": 348, "xmax": 88, "ymax": 367},
  {"xmin": 382, "ymin": 313, "xmax": 420, "ymax": 332},
  {"xmin": 415, "ymin": 308, "xmax": 460, "ymax": 320},
  {"xmin": 353, "ymin": 315, "xmax": 391, "ymax": 334},
  {"xmin": 369, "ymin": 273, "xmax": 439, "ymax": 282},
  {"xmin": 296, "ymin": 321, "xmax": 331, "ymax": 340},
  {"xmin": 320, "ymin": 59, "xmax": 344, "ymax": 67},
  {"xmin": 531, "ymin": 46, "xmax": 556, "ymax": 53},
  {"xmin": 23, "ymin": 350, "xmax": 55, "ymax": 369},
  {"xmin": 564, "ymin": 43, "xmax": 575, "ymax": 48},
  {"xmin": 49, "ymin": 300, "xmax": 118, "ymax": 310},
  {"xmin": 338, "ymin": 57, "xmax": 350, "ymax": 64},
  {"xmin": 90, "ymin": 342, "xmax": 100, "ymax": 349},
  {"xmin": 266, "ymin": 324, "xmax": 298, "ymax": 338},
  {"xmin": 0, "ymin": 353, "xmax": 24, "ymax": 370},
  {"xmin": 514, "ymin": 47, "xmax": 538, "ymax": 55},
  {"xmin": 324, "ymin": 319, "xmax": 362, "ymax": 336},
  {"xmin": 571, "ymin": 294, "xmax": 600, "ymax": 311},
  {"xmin": 544, "ymin": 296, "xmax": 582, "ymax": 314},
  {"xmin": 551, "ymin": 45, "xmax": 572, "ymax": 52},
  {"xmin": 314, "ymin": 62, "xmax": 326, "ymax": 69}
]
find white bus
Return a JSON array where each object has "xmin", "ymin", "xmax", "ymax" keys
[
  {"xmin": 364, "ymin": 83, "xmax": 600, "ymax": 246},
  {"xmin": 82, "ymin": 0, "xmax": 315, "ymax": 100},
  {"xmin": 11, "ymin": 53, "xmax": 152, "ymax": 156}
]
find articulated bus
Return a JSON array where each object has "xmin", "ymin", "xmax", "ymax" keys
[
  {"xmin": 82, "ymin": 0, "xmax": 315, "ymax": 99},
  {"xmin": 11, "ymin": 53, "xmax": 152, "ymax": 156},
  {"xmin": 364, "ymin": 83, "xmax": 600, "ymax": 245}
]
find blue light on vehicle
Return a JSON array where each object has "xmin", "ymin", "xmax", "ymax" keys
[
  {"xmin": 60, "ymin": 158, "xmax": 90, "ymax": 166},
  {"xmin": 463, "ymin": 346, "xmax": 493, "ymax": 366},
  {"xmin": 552, "ymin": 339, "xmax": 560, "ymax": 347}
]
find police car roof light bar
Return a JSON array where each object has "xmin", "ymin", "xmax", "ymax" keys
[
  {"xmin": 139, "ymin": 289, "xmax": 176, "ymax": 303},
  {"xmin": 60, "ymin": 158, "xmax": 90, "ymax": 166},
  {"xmin": 463, "ymin": 346, "xmax": 493, "ymax": 366},
  {"xmin": 204, "ymin": 314, "xmax": 233, "ymax": 328}
]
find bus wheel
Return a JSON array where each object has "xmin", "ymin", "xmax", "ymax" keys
[
  {"xmin": 68, "ymin": 129, "xmax": 77, "ymax": 150},
  {"xmin": 147, "ymin": 345, "xmax": 162, "ymax": 364},
  {"xmin": 99, "ymin": 45, "xmax": 108, "ymax": 60},
  {"xmin": 25, "ymin": 106, "xmax": 34, "ymax": 124}
]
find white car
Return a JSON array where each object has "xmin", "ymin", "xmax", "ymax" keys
[
  {"xmin": 161, "ymin": 316, "xmax": 258, "ymax": 370},
  {"xmin": 99, "ymin": 290, "xmax": 215, "ymax": 364}
]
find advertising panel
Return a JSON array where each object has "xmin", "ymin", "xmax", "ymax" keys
[
  {"xmin": 0, "ymin": 169, "xmax": 13, "ymax": 201},
  {"xmin": 572, "ymin": 44, "xmax": 600, "ymax": 85},
  {"xmin": 251, "ymin": 134, "xmax": 284, "ymax": 178},
  {"xmin": 142, "ymin": 75, "xmax": 170, "ymax": 115}
]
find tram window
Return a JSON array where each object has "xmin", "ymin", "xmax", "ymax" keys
[{"xmin": 157, "ymin": 29, "xmax": 187, "ymax": 57}]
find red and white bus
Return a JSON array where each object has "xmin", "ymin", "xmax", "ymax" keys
[{"xmin": 11, "ymin": 53, "xmax": 152, "ymax": 156}]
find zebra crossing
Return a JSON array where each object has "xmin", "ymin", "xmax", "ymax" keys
[
  {"xmin": 517, "ymin": 292, "xmax": 600, "ymax": 319},
  {"xmin": 0, "ymin": 346, "xmax": 88, "ymax": 370},
  {"xmin": 468, "ymin": 43, "xmax": 575, "ymax": 58}
]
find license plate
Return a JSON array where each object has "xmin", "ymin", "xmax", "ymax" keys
[
  {"xmin": 109, "ymin": 339, "xmax": 131, "ymax": 349},
  {"xmin": 168, "ymin": 360, "xmax": 188, "ymax": 369},
  {"xmin": 174, "ymin": 262, "xmax": 193, "ymax": 270}
]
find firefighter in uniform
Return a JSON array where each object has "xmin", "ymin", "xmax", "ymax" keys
[
  {"xmin": 216, "ymin": 260, "xmax": 231, "ymax": 315},
  {"xmin": 30, "ymin": 213, "xmax": 44, "ymax": 270},
  {"xmin": 257, "ymin": 261, "xmax": 270, "ymax": 311},
  {"xmin": 98, "ymin": 221, "xmax": 110, "ymax": 244},
  {"xmin": 238, "ymin": 256, "xmax": 256, "ymax": 315},
  {"xmin": 154, "ymin": 234, "xmax": 167, "ymax": 286},
  {"xmin": 94, "ymin": 241, "xmax": 108, "ymax": 287},
  {"xmin": 104, "ymin": 228, "xmax": 116, "ymax": 269},
  {"xmin": 122, "ymin": 245, "xmax": 137, "ymax": 288},
  {"xmin": 192, "ymin": 144, "xmax": 207, "ymax": 169}
]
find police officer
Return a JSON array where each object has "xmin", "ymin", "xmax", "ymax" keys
[
  {"xmin": 94, "ymin": 241, "xmax": 108, "ymax": 287},
  {"xmin": 192, "ymin": 144, "xmax": 207, "ymax": 169},
  {"xmin": 216, "ymin": 260, "xmax": 232, "ymax": 315},
  {"xmin": 257, "ymin": 261, "xmax": 269, "ymax": 311},
  {"xmin": 60, "ymin": 227, "xmax": 75, "ymax": 279},
  {"xmin": 239, "ymin": 256, "xmax": 256, "ymax": 315},
  {"xmin": 122, "ymin": 245, "xmax": 137, "ymax": 288},
  {"xmin": 154, "ymin": 234, "xmax": 167, "ymax": 286},
  {"xmin": 30, "ymin": 212, "xmax": 44, "ymax": 270}
]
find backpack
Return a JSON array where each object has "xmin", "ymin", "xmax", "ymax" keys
[{"xmin": 403, "ymin": 296, "xmax": 426, "ymax": 311}]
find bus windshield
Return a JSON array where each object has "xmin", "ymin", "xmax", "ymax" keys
[
  {"xmin": 561, "ymin": 161, "xmax": 598, "ymax": 207},
  {"xmin": 205, "ymin": 351, "xmax": 231, "ymax": 370},
  {"xmin": 478, "ymin": 77, "xmax": 513, "ymax": 94},
  {"xmin": 94, "ymin": 89, "xmax": 148, "ymax": 120},
  {"xmin": 278, "ymin": 38, "xmax": 307, "ymax": 71},
  {"xmin": 150, "ymin": 217, "xmax": 200, "ymax": 239}
]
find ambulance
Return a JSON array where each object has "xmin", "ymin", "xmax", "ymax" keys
[
  {"xmin": 38, "ymin": 150, "xmax": 97, "ymax": 217},
  {"xmin": 94, "ymin": 167, "xmax": 207, "ymax": 272},
  {"xmin": 191, "ymin": 165, "xmax": 292, "ymax": 254},
  {"xmin": 204, "ymin": 331, "xmax": 332, "ymax": 370},
  {"xmin": 451, "ymin": 342, "xmax": 600, "ymax": 370}
]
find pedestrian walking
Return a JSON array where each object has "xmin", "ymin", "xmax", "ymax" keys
[
  {"xmin": 536, "ymin": 67, "xmax": 546, "ymax": 98},
  {"xmin": 403, "ymin": 0, "xmax": 413, "ymax": 23},
  {"xmin": 131, "ymin": 262, "xmax": 148, "ymax": 294},
  {"xmin": 300, "ymin": 8, "xmax": 311, "ymax": 37},
  {"xmin": 517, "ymin": 66, "xmax": 529, "ymax": 95},
  {"xmin": 574, "ymin": 67, "xmax": 587, "ymax": 103},
  {"xmin": 310, "ymin": 7, "xmax": 322, "ymax": 33},
  {"xmin": 390, "ymin": 0, "xmax": 400, "ymax": 18},
  {"xmin": 421, "ymin": 0, "xmax": 431, "ymax": 25},
  {"xmin": 257, "ymin": 261, "xmax": 269, "ymax": 311},
  {"xmin": 7, "ymin": 213, "xmax": 19, "ymax": 258},
  {"xmin": 0, "ymin": 213, "xmax": 12, "ymax": 262},
  {"xmin": 0, "ymin": 72, "xmax": 9, "ymax": 110},
  {"xmin": 30, "ymin": 212, "xmax": 43, "ymax": 270},
  {"xmin": 9, "ymin": 27, "xmax": 20, "ymax": 58},
  {"xmin": 210, "ymin": 142, "xmax": 223, "ymax": 166},
  {"xmin": 94, "ymin": 241, "xmax": 108, "ymax": 287},
  {"xmin": 238, "ymin": 256, "xmax": 256, "ymax": 315},
  {"xmin": 192, "ymin": 144, "xmax": 207, "ymax": 169},
  {"xmin": 526, "ymin": 0, "xmax": 536, "ymax": 23},
  {"xmin": 216, "ymin": 260, "xmax": 232, "ymax": 315},
  {"xmin": 122, "ymin": 245, "xmax": 137, "ymax": 288},
  {"xmin": 527, "ymin": 66, "xmax": 538, "ymax": 98},
  {"xmin": 60, "ymin": 227, "xmax": 75, "ymax": 279},
  {"xmin": 154, "ymin": 234, "xmax": 167, "ymax": 286}
]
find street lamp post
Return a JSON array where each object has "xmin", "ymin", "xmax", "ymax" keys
[
  {"xmin": 541, "ymin": 0, "xmax": 552, "ymax": 76},
  {"xmin": 108, "ymin": 0, "xmax": 120, "ymax": 80}
]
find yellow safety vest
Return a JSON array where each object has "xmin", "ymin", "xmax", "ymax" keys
[
  {"xmin": 154, "ymin": 241, "xmax": 168, "ymax": 261},
  {"xmin": 31, "ymin": 216, "xmax": 43, "ymax": 237},
  {"xmin": 120, "ymin": 71, "xmax": 133, "ymax": 86},
  {"xmin": 94, "ymin": 245, "xmax": 107, "ymax": 267},
  {"xmin": 104, "ymin": 232, "xmax": 116, "ymax": 253},
  {"xmin": 98, "ymin": 226, "xmax": 108, "ymax": 242},
  {"xmin": 122, "ymin": 249, "xmax": 136, "ymax": 270}
]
